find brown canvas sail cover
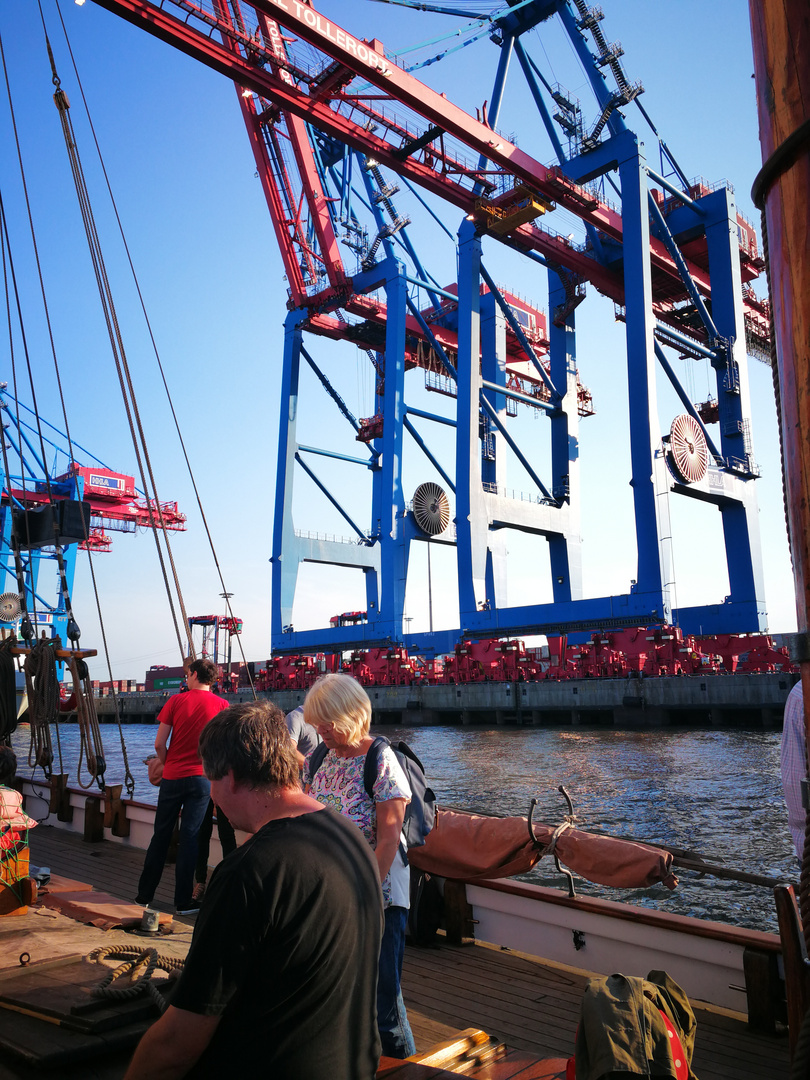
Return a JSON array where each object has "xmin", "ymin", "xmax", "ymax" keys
[{"xmin": 409, "ymin": 808, "xmax": 677, "ymax": 889}]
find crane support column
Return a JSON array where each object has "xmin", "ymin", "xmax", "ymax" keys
[
  {"xmin": 271, "ymin": 310, "xmax": 306, "ymax": 640},
  {"xmin": 617, "ymin": 131, "xmax": 672, "ymax": 623},
  {"xmin": 548, "ymin": 268, "xmax": 583, "ymax": 603},
  {"xmin": 672, "ymin": 186, "xmax": 767, "ymax": 633},
  {"xmin": 455, "ymin": 219, "xmax": 491, "ymax": 629},
  {"xmin": 480, "ymin": 292, "xmax": 508, "ymax": 608},
  {"xmin": 362, "ymin": 256, "xmax": 410, "ymax": 640}
]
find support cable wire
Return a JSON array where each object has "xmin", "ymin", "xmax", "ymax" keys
[
  {"xmin": 0, "ymin": 219, "xmax": 41, "ymax": 652},
  {"xmin": 0, "ymin": 28, "xmax": 84, "ymax": 653},
  {"xmin": 42, "ymin": 17, "xmax": 190, "ymax": 664},
  {"xmin": 0, "ymin": 183, "xmax": 48, "ymax": 651},
  {"xmin": 52, "ymin": 1, "xmax": 257, "ymax": 698},
  {"xmin": 1, "ymin": 48, "xmax": 70, "ymax": 780},
  {"xmin": 3, "ymin": 14, "xmax": 119, "ymax": 789}
]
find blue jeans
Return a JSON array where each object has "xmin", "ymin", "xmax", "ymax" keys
[
  {"xmin": 195, "ymin": 799, "xmax": 236, "ymax": 884},
  {"xmin": 137, "ymin": 775, "xmax": 210, "ymax": 909},
  {"xmin": 378, "ymin": 905, "xmax": 416, "ymax": 1058}
]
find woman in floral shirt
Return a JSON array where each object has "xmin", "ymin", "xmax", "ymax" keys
[{"xmin": 304, "ymin": 674, "xmax": 415, "ymax": 1059}]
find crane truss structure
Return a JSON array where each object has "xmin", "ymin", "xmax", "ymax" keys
[{"xmin": 92, "ymin": 0, "xmax": 769, "ymax": 654}]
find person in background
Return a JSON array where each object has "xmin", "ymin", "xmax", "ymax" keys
[
  {"xmin": 192, "ymin": 798, "xmax": 236, "ymax": 902},
  {"xmin": 123, "ymin": 701, "xmax": 383, "ymax": 1080},
  {"xmin": 781, "ymin": 679, "xmax": 807, "ymax": 860},
  {"xmin": 303, "ymin": 673, "xmax": 416, "ymax": 1059},
  {"xmin": 0, "ymin": 746, "xmax": 36, "ymax": 853},
  {"xmin": 178, "ymin": 657, "xmax": 237, "ymax": 901},
  {"xmin": 285, "ymin": 704, "xmax": 321, "ymax": 768},
  {"xmin": 136, "ymin": 658, "xmax": 227, "ymax": 914}
]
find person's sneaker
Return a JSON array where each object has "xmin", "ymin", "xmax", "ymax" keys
[
  {"xmin": 175, "ymin": 901, "xmax": 202, "ymax": 915},
  {"xmin": 135, "ymin": 897, "xmax": 151, "ymax": 906},
  {"xmin": 192, "ymin": 881, "xmax": 206, "ymax": 902}
]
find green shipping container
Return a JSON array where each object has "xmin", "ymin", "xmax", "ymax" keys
[{"xmin": 153, "ymin": 678, "xmax": 183, "ymax": 690}]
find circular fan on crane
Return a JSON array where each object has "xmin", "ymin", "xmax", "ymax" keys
[
  {"xmin": 412, "ymin": 483, "xmax": 450, "ymax": 536},
  {"xmin": 667, "ymin": 414, "xmax": 709, "ymax": 484},
  {"xmin": 0, "ymin": 593, "xmax": 23, "ymax": 623}
]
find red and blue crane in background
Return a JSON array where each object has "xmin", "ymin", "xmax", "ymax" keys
[
  {"xmin": 0, "ymin": 384, "xmax": 186, "ymax": 645},
  {"xmin": 92, "ymin": 0, "xmax": 770, "ymax": 655}
]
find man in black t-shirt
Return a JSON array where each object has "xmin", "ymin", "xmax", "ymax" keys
[{"xmin": 124, "ymin": 702, "xmax": 383, "ymax": 1080}]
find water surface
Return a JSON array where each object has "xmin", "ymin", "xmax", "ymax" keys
[{"xmin": 10, "ymin": 723, "xmax": 793, "ymax": 933}]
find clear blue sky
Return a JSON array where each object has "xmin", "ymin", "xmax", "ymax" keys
[{"xmin": 0, "ymin": 0, "xmax": 793, "ymax": 680}]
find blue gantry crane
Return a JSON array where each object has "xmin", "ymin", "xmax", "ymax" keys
[{"xmin": 87, "ymin": 0, "xmax": 770, "ymax": 654}]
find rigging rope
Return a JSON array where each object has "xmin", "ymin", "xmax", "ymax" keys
[
  {"xmin": 65, "ymin": 655, "xmax": 106, "ymax": 791},
  {"xmin": 23, "ymin": 638, "xmax": 59, "ymax": 777},
  {"xmin": 88, "ymin": 945, "xmax": 184, "ymax": 1014},
  {"xmin": 53, "ymin": 2, "xmax": 257, "ymax": 696},
  {"xmin": 0, "ymin": 24, "xmax": 86, "ymax": 652},
  {"xmin": 0, "ymin": 635, "xmax": 18, "ymax": 742},
  {"xmin": 47, "ymin": 73, "xmax": 191, "ymax": 664}
]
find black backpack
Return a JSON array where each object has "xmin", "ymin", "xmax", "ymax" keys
[{"xmin": 308, "ymin": 736, "xmax": 436, "ymax": 854}]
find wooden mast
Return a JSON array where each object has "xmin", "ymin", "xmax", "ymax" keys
[
  {"xmin": 748, "ymin": 0, "xmax": 810, "ymax": 1063},
  {"xmin": 749, "ymin": 0, "xmax": 810, "ymax": 628}
]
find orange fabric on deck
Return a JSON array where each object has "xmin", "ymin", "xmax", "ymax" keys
[{"xmin": 40, "ymin": 890, "xmax": 173, "ymax": 930}]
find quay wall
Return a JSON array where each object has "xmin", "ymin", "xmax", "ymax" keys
[{"xmin": 91, "ymin": 672, "xmax": 798, "ymax": 728}]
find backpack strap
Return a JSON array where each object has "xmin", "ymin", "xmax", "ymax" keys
[
  {"xmin": 362, "ymin": 736, "xmax": 390, "ymax": 801},
  {"xmin": 363, "ymin": 736, "xmax": 410, "ymax": 864},
  {"xmin": 308, "ymin": 740, "xmax": 329, "ymax": 782}
]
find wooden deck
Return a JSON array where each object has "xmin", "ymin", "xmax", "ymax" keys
[{"xmin": 6, "ymin": 825, "xmax": 788, "ymax": 1079}]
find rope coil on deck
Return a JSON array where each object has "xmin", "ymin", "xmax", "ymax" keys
[{"xmin": 88, "ymin": 945, "xmax": 184, "ymax": 1014}]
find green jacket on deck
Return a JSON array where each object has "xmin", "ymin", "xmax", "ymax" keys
[{"xmin": 575, "ymin": 969, "xmax": 698, "ymax": 1079}]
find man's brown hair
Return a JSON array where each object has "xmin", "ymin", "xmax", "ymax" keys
[
  {"xmin": 198, "ymin": 701, "xmax": 299, "ymax": 790},
  {"xmin": 189, "ymin": 658, "xmax": 218, "ymax": 685}
]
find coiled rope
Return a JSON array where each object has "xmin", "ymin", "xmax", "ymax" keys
[
  {"xmin": 65, "ymin": 656, "xmax": 106, "ymax": 791},
  {"xmin": 23, "ymin": 638, "xmax": 61, "ymax": 775},
  {"xmin": 0, "ymin": 635, "xmax": 19, "ymax": 741},
  {"xmin": 88, "ymin": 945, "xmax": 184, "ymax": 1015}
]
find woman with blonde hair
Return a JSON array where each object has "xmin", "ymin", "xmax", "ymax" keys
[{"xmin": 304, "ymin": 673, "xmax": 415, "ymax": 1059}]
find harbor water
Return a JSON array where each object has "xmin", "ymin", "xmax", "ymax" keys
[{"xmin": 10, "ymin": 723, "xmax": 795, "ymax": 935}]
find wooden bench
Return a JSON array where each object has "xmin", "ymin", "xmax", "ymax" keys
[{"xmin": 377, "ymin": 1029, "xmax": 569, "ymax": 1078}]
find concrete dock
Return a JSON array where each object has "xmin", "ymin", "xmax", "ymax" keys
[{"xmin": 91, "ymin": 672, "xmax": 797, "ymax": 728}]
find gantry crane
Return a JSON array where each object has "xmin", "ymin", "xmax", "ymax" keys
[
  {"xmin": 0, "ymin": 385, "xmax": 186, "ymax": 644},
  {"xmin": 90, "ymin": 0, "xmax": 769, "ymax": 654}
]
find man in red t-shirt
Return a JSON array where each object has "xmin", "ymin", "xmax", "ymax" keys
[{"xmin": 136, "ymin": 658, "xmax": 228, "ymax": 914}]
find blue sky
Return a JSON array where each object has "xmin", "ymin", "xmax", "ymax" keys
[{"xmin": 0, "ymin": 0, "xmax": 793, "ymax": 679}]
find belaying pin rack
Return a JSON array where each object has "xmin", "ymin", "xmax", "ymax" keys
[{"xmin": 9, "ymin": 647, "xmax": 97, "ymax": 659}]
